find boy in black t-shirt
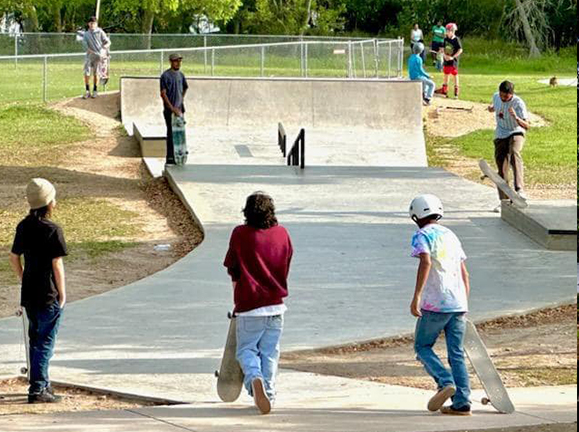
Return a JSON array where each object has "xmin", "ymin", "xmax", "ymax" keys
[
  {"xmin": 435, "ymin": 23, "xmax": 463, "ymax": 99},
  {"xmin": 9, "ymin": 178, "xmax": 67, "ymax": 404}
]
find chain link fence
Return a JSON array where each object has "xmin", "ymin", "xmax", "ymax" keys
[
  {"xmin": 0, "ymin": 32, "xmax": 390, "ymax": 56},
  {"xmin": 0, "ymin": 38, "xmax": 404, "ymax": 103}
]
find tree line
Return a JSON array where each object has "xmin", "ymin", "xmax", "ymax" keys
[{"xmin": 1, "ymin": 0, "xmax": 576, "ymax": 53}]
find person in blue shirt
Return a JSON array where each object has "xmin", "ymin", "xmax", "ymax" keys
[{"xmin": 408, "ymin": 43, "xmax": 435, "ymax": 106}]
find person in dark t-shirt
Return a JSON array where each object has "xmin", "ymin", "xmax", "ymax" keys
[
  {"xmin": 224, "ymin": 192, "xmax": 293, "ymax": 415},
  {"xmin": 9, "ymin": 178, "xmax": 67, "ymax": 404},
  {"xmin": 160, "ymin": 53, "xmax": 189, "ymax": 166},
  {"xmin": 435, "ymin": 23, "xmax": 463, "ymax": 99}
]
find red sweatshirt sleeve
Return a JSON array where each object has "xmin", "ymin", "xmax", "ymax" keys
[{"xmin": 224, "ymin": 227, "xmax": 240, "ymax": 281}]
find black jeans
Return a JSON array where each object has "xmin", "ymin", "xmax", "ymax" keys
[{"xmin": 163, "ymin": 109, "xmax": 175, "ymax": 163}]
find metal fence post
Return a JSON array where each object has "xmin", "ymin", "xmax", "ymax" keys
[
  {"xmin": 42, "ymin": 56, "xmax": 47, "ymax": 102},
  {"xmin": 260, "ymin": 46, "xmax": 265, "ymax": 77},
  {"xmin": 398, "ymin": 37, "xmax": 403, "ymax": 77},
  {"xmin": 347, "ymin": 40, "xmax": 353, "ymax": 78},
  {"xmin": 14, "ymin": 36, "xmax": 18, "ymax": 65},
  {"xmin": 211, "ymin": 48, "xmax": 215, "ymax": 76},
  {"xmin": 203, "ymin": 36, "xmax": 208, "ymax": 74},
  {"xmin": 160, "ymin": 49, "xmax": 164, "ymax": 74},
  {"xmin": 304, "ymin": 43, "xmax": 308, "ymax": 77},
  {"xmin": 388, "ymin": 42, "xmax": 392, "ymax": 78},
  {"xmin": 300, "ymin": 42, "xmax": 304, "ymax": 77},
  {"xmin": 360, "ymin": 41, "xmax": 367, "ymax": 78},
  {"xmin": 351, "ymin": 42, "xmax": 357, "ymax": 78},
  {"xmin": 373, "ymin": 39, "xmax": 379, "ymax": 78}
]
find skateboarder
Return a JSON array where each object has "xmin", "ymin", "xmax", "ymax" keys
[
  {"xmin": 487, "ymin": 81, "xmax": 530, "ymax": 212},
  {"xmin": 160, "ymin": 53, "xmax": 188, "ymax": 166},
  {"xmin": 223, "ymin": 192, "xmax": 293, "ymax": 414},
  {"xmin": 408, "ymin": 194, "xmax": 472, "ymax": 416},
  {"xmin": 435, "ymin": 23, "xmax": 462, "ymax": 99},
  {"xmin": 408, "ymin": 42, "xmax": 435, "ymax": 105},
  {"xmin": 82, "ymin": 16, "xmax": 110, "ymax": 99},
  {"xmin": 8, "ymin": 178, "xmax": 67, "ymax": 404}
]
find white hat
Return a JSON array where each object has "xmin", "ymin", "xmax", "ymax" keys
[{"xmin": 26, "ymin": 178, "xmax": 56, "ymax": 210}]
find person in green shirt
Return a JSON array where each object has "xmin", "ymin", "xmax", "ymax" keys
[{"xmin": 431, "ymin": 20, "xmax": 446, "ymax": 69}]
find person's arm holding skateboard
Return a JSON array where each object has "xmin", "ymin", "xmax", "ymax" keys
[{"xmin": 411, "ymin": 253, "xmax": 431, "ymax": 318}]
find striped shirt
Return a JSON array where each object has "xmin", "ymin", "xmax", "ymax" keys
[{"xmin": 492, "ymin": 92, "xmax": 528, "ymax": 139}]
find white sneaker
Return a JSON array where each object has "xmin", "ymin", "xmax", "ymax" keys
[
  {"xmin": 82, "ymin": 90, "xmax": 90, "ymax": 99},
  {"xmin": 91, "ymin": 90, "xmax": 98, "ymax": 98},
  {"xmin": 517, "ymin": 190, "xmax": 528, "ymax": 200},
  {"xmin": 251, "ymin": 378, "xmax": 271, "ymax": 415}
]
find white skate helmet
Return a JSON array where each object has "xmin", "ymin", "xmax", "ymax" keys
[{"xmin": 409, "ymin": 194, "xmax": 444, "ymax": 221}]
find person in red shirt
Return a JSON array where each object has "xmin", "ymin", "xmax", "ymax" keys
[{"xmin": 224, "ymin": 192, "xmax": 293, "ymax": 415}]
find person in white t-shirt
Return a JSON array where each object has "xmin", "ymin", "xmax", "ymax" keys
[
  {"xmin": 408, "ymin": 194, "xmax": 472, "ymax": 416},
  {"xmin": 410, "ymin": 23, "xmax": 426, "ymax": 62}
]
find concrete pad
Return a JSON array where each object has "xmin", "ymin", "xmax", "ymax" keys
[{"xmin": 501, "ymin": 200, "xmax": 577, "ymax": 250}]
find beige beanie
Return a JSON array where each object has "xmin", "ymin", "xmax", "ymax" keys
[{"xmin": 26, "ymin": 178, "xmax": 56, "ymax": 210}]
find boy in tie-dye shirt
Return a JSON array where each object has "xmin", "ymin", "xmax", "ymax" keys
[{"xmin": 408, "ymin": 194, "xmax": 472, "ymax": 416}]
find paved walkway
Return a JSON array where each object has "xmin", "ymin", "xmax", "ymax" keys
[{"xmin": 0, "ymin": 99, "xmax": 575, "ymax": 430}]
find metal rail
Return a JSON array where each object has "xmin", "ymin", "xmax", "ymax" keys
[{"xmin": 287, "ymin": 129, "xmax": 305, "ymax": 169}]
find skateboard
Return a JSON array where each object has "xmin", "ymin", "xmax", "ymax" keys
[
  {"xmin": 171, "ymin": 114, "xmax": 188, "ymax": 166},
  {"xmin": 15, "ymin": 309, "xmax": 30, "ymax": 379},
  {"xmin": 215, "ymin": 312, "xmax": 244, "ymax": 402},
  {"xmin": 97, "ymin": 49, "xmax": 110, "ymax": 88},
  {"xmin": 464, "ymin": 319, "xmax": 515, "ymax": 414},
  {"xmin": 479, "ymin": 159, "xmax": 528, "ymax": 209}
]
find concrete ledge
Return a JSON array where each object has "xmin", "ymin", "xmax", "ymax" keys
[
  {"xmin": 134, "ymin": 123, "xmax": 166, "ymax": 158},
  {"xmin": 501, "ymin": 200, "xmax": 577, "ymax": 251}
]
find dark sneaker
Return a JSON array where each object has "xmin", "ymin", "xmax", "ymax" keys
[
  {"xmin": 440, "ymin": 405, "xmax": 472, "ymax": 416},
  {"xmin": 28, "ymin": 388, "xmax": 62, "ymax": 404},
  {"xmin": 251, "ymin": 378, "xmax": 271, "ymax": 415},
  {"xmin": 428, "ymin": 386, "xmax": 456, "ymax": 412}
]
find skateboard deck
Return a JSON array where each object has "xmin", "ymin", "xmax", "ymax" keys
[
  {"xmin": 172, "ymin": 114, "xmax": 188, "ymax": 166},
  {"xmin": 97, "ymin": 50, "xmax": 110, "ymax": 87},
  {"xmin": 15, "ymin": 309, "xmax": 30, "ymax": 378},
  {"xmin": 215, "ymin": 313, "xmax": 244, "ymax": 402},
  {"xmin": 464, "ymin": 319, "xmax": 515, "ymax": 414},
  {"xmin": 479, "ymin": 159, "xmax": 528, "ymax": 209}
]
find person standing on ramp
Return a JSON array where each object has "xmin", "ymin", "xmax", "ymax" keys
[
  {"xmin": 223, "ymin": 192, "xmax": 293, "ymax": 414},
  {"xmin": 160, "ymin": 53, "xmax": 188, "ymax": 166},
  {"xmin": 82, "ymin": 16, "xmax": 110, "ymax": 99},
  {"xmin": 408, "ymin": 194, "xmax": 472, "ymax": 416}
]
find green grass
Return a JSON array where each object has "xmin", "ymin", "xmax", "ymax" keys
[
  {"xmin": 425, "ymin": 73, "xmax": 576, "ymax": 187},
  {"xmin": 0, "ymin": 104, "xmax": 91, "ymax": 164}
]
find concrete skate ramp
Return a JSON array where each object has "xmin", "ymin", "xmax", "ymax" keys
[{"xmin": 121, "ymin": 76, "xmax": 423, "ymax": 134}]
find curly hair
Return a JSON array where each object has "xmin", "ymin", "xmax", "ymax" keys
[{"xmin": 243, "ymin": 192, "xmax": 278, "ymax": 229}]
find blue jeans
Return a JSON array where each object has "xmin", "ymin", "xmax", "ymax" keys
[
  {"xmin": 26, "ymin": 303, "xmax": 63, "ymax": 394},
  {"xmin": 417, "ymin": 76, "xmax": 436, "ymax": 100},
  {"xmin": 236, "ymin": 315, "xmax": 283, "ymax": 401},
  {"xmin": 414, "ymin": 311, "xmax": 471, "ymax": 409}
]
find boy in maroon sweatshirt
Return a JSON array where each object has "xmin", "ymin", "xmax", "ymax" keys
[{"xmin": 224, "ymin": 192, "xmax": 293, "ymax": 414}]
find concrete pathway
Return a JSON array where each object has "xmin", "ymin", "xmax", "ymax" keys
[
  {"xmin": 0, "ymin": 91, "xmax": 575, "ymax": 430},
  {"xmin": 0, "ymin": 384, "xmax": 575, "ymax": 431}
]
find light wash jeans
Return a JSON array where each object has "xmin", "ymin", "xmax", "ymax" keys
[
  {"xmin": 417, "ymin": 76, "xmax": 436, "ymax": 100},
  {"xmin": 236, "ymin": 315, "xmax": 283, "ymax": 401},
  {"xmin": 414, "ymin": 311, "xmax": 471, "ymax": 409}
]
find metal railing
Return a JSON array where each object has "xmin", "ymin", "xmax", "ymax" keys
[
  {"xmin": 0, "ymin": 38, "xmax": 404, "ymax": 104},
  {"xmin": 278, "ymin": 122, "xmax": 287, "ymax": 157},
  {"xmin": 287, "ymin": 129, "xmax": 305, "ymax": 169}
]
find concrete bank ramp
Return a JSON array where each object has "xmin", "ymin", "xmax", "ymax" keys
[{"xmin": 121, "ymin": 76, "xmax": 427, "ymax": 167}]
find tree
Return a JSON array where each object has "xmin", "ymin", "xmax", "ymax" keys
[{"xmin": 504, "ymin": 0, "xmax": 551, "ymax": 57}]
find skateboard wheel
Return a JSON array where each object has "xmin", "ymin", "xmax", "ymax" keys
[
  {"xmin": 20, "ymin": 367, "xmax": 28, "ymax": 374},
  {"xmin": 482, "ymin": 397, "xmax": 490, "ymax": 405},
  {"xmin": 15, "ymin": 310, "xmax": 22, "ymax": 317},
  {"xmin": 214, "ymin": 370, "xmax": 219, "ymax": 378}
]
